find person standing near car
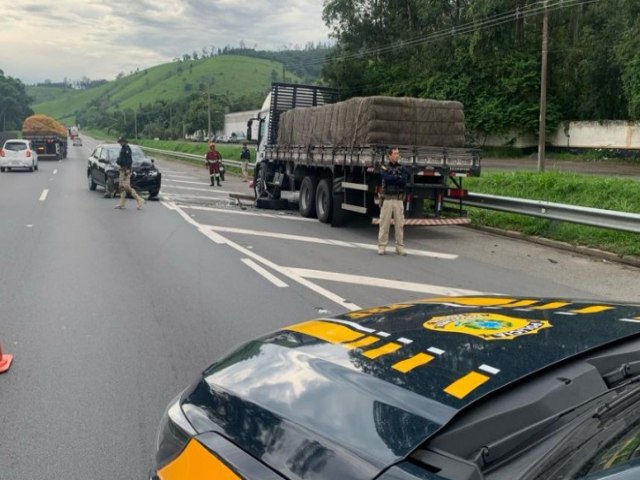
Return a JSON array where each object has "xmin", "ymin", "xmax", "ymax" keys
[
  {"xmin": 206, "ymin": 142, "xmax": 222, "ymax": 186},
  {"xmin": 240, "ymin": 142, "xmax": 251, "ymax": 182},
  {"xmin": 114, "ymin": 137, "xmax": 144, "ymax": 210},
  {"xmin": 377, "ymin": 147, "xmax": 409, "ymax": 256}
]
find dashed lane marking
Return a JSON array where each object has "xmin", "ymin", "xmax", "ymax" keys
[{"xmin": 39, "ymin": 189, "xmax": 49, "ymax": 201}]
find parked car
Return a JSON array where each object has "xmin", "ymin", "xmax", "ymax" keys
[
  {"xmin": 87, "ymin": 143, "xmax": 161, "ymax": 198},
  {"xmin": 150, "ymin": 295, "xmax": 640, "ymax": 480},
  {"xmin": 0, "ymin": 139, "xmax": 38, "ymax": 172}
]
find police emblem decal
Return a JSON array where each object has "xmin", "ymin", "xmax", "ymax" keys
[{"xmin": 424, "ymin": 313, "xmax": 552, "ymax": 340}]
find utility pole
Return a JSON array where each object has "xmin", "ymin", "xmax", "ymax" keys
[
  {"xmin": 207, "ymin": 85, "xmax": 212, "ymax": 140},
  {"xmin": 537, "ymin": 1, "xmax": 549, "ymax": 172}
]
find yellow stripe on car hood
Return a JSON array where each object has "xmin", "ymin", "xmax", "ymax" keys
[{"xmin": 158, "ymin": 439, "xmax": 241, "ymax": 480}]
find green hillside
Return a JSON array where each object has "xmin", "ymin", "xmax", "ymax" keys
[{"xmin": 29, "ymin": 55, "xmax": 301, "ymax": 128}]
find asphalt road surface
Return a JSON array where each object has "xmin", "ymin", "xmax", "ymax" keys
[{"xmin": 0, "ymin": 137, "xmax": 638, "ymax": 479}]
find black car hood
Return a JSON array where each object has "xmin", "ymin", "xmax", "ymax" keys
[
  {"xmin": 132, "ymin": 160, "xmax": 154, "ymax": 171},
  {"xmin": 181, "ymin": 296, "xmax": 640, "ymax": 480}
]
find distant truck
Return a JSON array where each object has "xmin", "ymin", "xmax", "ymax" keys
[
  {"xmin": 247, "ymin": 83, "xmax": 480, "ymax": 227},
  {"xmin": 69, "ymin": 125, "xmax": 79, "ymax": 139},
  {"xmin": 22, "ymin": 114, "xmax": 68, "ymax": 161}
]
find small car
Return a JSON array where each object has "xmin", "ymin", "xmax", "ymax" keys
[
  {"xmin": 73, "ymin": 137, "xmax": 82, "ymax": 147},
  {"xmin": 87, "ymin": 143, "xmax": 161, "ymax": 198},
  {"xmin": 151, "ymin": 296, "xmax": 640, "ymax": 480},
  {"xmin": 0, "ymin": 139, "xmax": 38, "ymax": 172}
]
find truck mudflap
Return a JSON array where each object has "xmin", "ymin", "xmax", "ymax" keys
[{"xmin": 371, "ymin": 217, "xmax": 471, "ymax": 226}]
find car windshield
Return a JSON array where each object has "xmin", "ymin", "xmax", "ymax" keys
[
  {"xmin": 4, "ymin": 142, "xmax": 27, "ymax": 151},
  {"xmin": 105, "ymin": 145, "xmax": 148, "ymax": 164}
]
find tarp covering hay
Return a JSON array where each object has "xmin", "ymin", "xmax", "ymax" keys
[
  {"xmin": 22, "ymin": 114, "xmax": 67, "ymax": 138},
  {"xmin": 277, "ymin": 96, "xmax": 466, "ymax": 147}
]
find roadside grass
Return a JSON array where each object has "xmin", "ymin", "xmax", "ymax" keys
[
  {"xmin": 482, "ymin": 146, "xmax": 640, "ymax": 164},
  {"xmin": 464, "ymin": 171, "xmax": 640, "ymax": 257}
]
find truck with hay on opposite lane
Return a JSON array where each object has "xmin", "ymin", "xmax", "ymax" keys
[{"xmin": 248, "ymin": 82, "xmax": 480, "ymax": 227}]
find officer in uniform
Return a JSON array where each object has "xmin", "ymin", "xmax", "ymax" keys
[
  {"xmin": 114, "ymin": 136, "xmax": 144, "ymax": 210},
  {"xmin": 378, "ymin": 146, "xmax": 409, "ymax": 255}
]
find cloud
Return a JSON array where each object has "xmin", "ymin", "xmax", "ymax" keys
[{"xmin": 0, "ymin": 0, "xmax": 330, "ymax": 84}]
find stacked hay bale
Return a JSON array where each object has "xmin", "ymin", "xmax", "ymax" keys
[
  {"xmin": 277, "ymin": 96, "xmax": 465, "ymax": 147},
  {"xmin": 22, "ymin": 114, "xmax": 67, "ymax": 138}
]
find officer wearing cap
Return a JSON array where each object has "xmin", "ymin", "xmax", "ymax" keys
[
  {"xmin": 114, "ymin": 136, "xmax": 144, "ymax": 210},
  {"xmin": 377, "ymin": 146, "xmax": 409, "ymax": 255}
]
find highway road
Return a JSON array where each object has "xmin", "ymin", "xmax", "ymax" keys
[{"xmin": 0, "ymin": 136, "xmax": 638, "ymax": 479}]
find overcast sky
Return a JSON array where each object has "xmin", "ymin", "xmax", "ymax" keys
[{"xmin": 0, "ymin": 0, "xmax": 331, "ymax": 85}]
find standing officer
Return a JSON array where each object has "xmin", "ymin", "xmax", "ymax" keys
[
  {"xmin": 114, "ymin": 137, "xmax": 144, "ymax": 210},
  {"xmin": 206, "ymin": 142, "xmax": 222, "ymax": 186},
  {"xmin": 377, "ymin": 147, "xmax": 409, "ymax": 255},
  {"xmin": 240, "ymin": 142, "xmax": 251, "ymax": 182}
]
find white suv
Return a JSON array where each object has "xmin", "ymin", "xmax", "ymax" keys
[{"xmin": 0, "ymin": 139, "xmax": 39, "ymax": 172}]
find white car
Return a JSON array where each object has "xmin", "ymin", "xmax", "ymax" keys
[{"xmin": 0, "ymin": 139, "xmax": 38, "ymax": 172}]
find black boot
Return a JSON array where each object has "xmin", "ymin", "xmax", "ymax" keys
[
  {"xmin": 210, "ymin": 176, "xmax": 215, "ymax": 186},
  {"xmin": 217, "ymin": 179, "xmax": 221, "ymax": 186}
]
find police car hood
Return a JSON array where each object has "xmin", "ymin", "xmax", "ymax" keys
[{"xmin": 181, "ymin": 296, "xmax": 640, "ymax": 480}]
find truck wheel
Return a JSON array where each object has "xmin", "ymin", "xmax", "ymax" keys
[
  {"xmin": 87, "ymin": 172, "xmax": 97, "ymax": 191},
  {"xmin": 256, "ymin": 197, "xmax": 288, "ymax": 210},
  {"xmin": 315, "ymin": 178, "xmax": 333, "ymax": 224},
  {"xmin": 299, "ymin": 176, "xmax": 318, "ymax": 218}
]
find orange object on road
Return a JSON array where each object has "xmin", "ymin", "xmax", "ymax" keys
[{"xmin": 0, "ymin": 339, "xmax": 13, "ymax": 373}]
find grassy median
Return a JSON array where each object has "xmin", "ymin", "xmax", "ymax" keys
[{"xmin": 464, "ymin": 171, "xmax": 640, "ymax": 257}]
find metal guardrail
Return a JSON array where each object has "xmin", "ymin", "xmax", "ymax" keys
[
  {"xmin": 140, "ymin": 146, "xmax": 254, "ymax": 172},
  {"xmin": 141, "ymin": 146, "xmax": 640, "ymax": 233},
  {"xmin": 455, "ymin": 193, "xmax": 640, "ymax": 234}
]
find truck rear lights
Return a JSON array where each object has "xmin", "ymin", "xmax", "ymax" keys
[{"xmin": 447, "ymin": 188, "xmax": 467, "ymax": 198}]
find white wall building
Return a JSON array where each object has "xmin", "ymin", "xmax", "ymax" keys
[{"xmin": 481, "ymin": 121, "xmax": 640, "ymax": 150}]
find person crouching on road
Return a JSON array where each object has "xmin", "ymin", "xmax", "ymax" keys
[
  {"xmin": 114, "ymin": 136, "xmax": 144, "ymax": 210},
  {"xmin": 377, "ymin": 146, "xmax": 408, "ymax": 256},
  {"xmin": 206, "ymin": 142, "xmax": 222, "ymax": 186}
]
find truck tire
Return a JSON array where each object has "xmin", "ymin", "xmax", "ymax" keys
[
  {"xmin": 299, "ymin": 176, "xmax": 318, "ymax": 218},
  {"xmin": 315, "ymin": 178, "xmax": 333, "ymax": 224},
  {"xmin": 256, "ymin": 197, "xmax": 288, "ymax": 210}
]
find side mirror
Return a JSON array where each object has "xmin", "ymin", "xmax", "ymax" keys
[{"xmin": 246, "ymin": 119, "xmax": 253, "ymax": 141}]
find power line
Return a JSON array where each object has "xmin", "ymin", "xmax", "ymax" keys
[{"xmin": 287, "ymin": 0, "xmax": 602, "ymax": 69}]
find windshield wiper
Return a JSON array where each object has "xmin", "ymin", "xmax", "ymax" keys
[{"xmin": 602, "ymin": 361, "xmax": 640, "ymax": 388}]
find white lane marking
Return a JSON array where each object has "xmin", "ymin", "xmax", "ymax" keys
[
  {"xmin": 205, "ymin": 225, "xmax": 457, "ymax": 259},
  {"xmin": 166, "ymin": 179, "xmax": 222, "ymax": 187},
  {"xmin": 377, "ymin": 331, "xmax": 391, "ymax": 337},
  {"xmin": 479, "ymin": 364, "xmax": 501, "ymax": 375},
  {"xmin": 241, "ymin": 258, "xmax": 288, "ymax": 288},
  {"xmin": 398, "ymin": 337, "xmax": 413, "ymax": 344},
  {"xmin": 39, "ymin": 189, "xmax": 49, "ymax": 201},
  {"xmin": 179, "ymin": 205, "xmax": 316, "ymax": 222},
  {"xmin": 53, "ymin": 169, "xmax": 58, "ymax": 175},
  {"xmin": 162, "ymin": 201, "xmax": 360, "ymax": 311},
  {"xmin": 163, "ymin": 174, "xmax": 200, "ymax": 180},
  {"xmin": 620, "ymin": 318, "xmax": 640, "ymax": 323},
  {"xmin": 162, "ymin": 185, "xmax": 239, "ymax": 194},
  {"xmin": 428, "ymin": 347, "xmax": 445, "ymax": 355},
  {"xmin": 285, "ymin": 268, "xmax": 482, "ymax": 296}
]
